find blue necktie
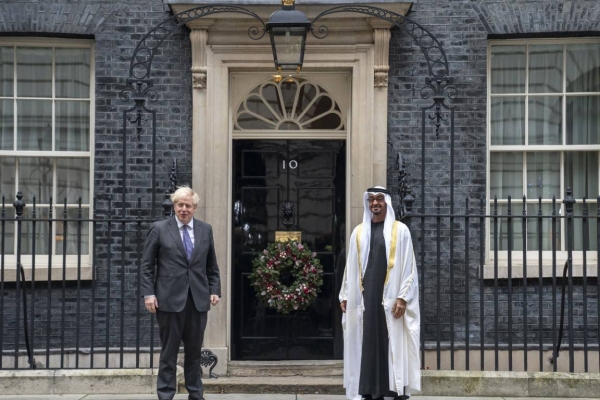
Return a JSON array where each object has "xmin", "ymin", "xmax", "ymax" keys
[{"xmin": 182, "ymin": 225, "xmax": 193, "ymax": 261}]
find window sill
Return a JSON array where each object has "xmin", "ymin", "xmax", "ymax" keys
[
  {"xmin": 483, "ymin": 257, "xmax": 598, "ymax": 279},
  {"xmin": 0, "ymin": 258, "xmax": 93, "ymax": 282}
]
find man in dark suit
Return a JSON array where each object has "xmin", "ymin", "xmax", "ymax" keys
[{"xmin": 141, "ymin": 186, "xmax": 221, "ymax": 400}]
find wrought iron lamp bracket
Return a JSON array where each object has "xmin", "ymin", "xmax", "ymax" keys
[
  {"xmin": 420, "ymin": 77, "xmax": 457, "ymax": 137},
  {"xmin": 310, "ymin": 5, "xmax": 450, "ymax": 79}
]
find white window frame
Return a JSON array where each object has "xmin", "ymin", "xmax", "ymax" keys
[
  {"xmin": 0, "ymin": 37, "xmax": 95, "ymax": 281},
  {"xmin": 486, "ymin": 37, "xmax": 599, "ymax": 278}
]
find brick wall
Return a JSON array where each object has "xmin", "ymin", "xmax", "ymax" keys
[{"xmin": 0, "ymin": 0, "xmax": 597, "ymax": 359}]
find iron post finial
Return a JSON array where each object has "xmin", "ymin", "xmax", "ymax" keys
[
  {"xmin": 13, "ymin": 191, "xmax": 25, "ymax": 218},
  {"xmin": 562, "ymin": 187, "xmax": 576, "ymax": 215},
  {"xmin": 403, "ymin": 188, "xmax": 415, "ymax": 214},
  {"xmin": 162, "ymin": 191, "xmax": 173, "ymax": 217}
]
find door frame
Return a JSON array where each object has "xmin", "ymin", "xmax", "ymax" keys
[{"xmin": 186, "ymin": 14, "xmax": 397, "ymax": 371}]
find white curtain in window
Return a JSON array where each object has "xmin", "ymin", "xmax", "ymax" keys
[
  {"xmin": 0, "ymin": 99, "xmax": 13, "ymax": 150},
  {"xmin": 566, "ymin": 96, "xmax": 600, "ymax": 144},
  {"xmin": 55, "ymin": 48, "xmax": 90, "ymax": 99},
  {"xmin": 0, "ymin": 46, "xmax": 13, "ymax": 97},
  {"xmin": 490, "ymin": 152, "xmax": 523, "ymax": 199},
  {"xmin": 17, "ymin": 100, "xmax": 52, "ymax": 151},
  {"xmin": 56, "ymin": 100, "xmax": 90, "ymax": 151},
  {"xmin": 565, "ymin": 152, "xmax": 599, "ymax": 199},
  {"xmin": 567, "ymin": 43, "xmax": 600, "ymax": 92},
  {"xmin": 491, "ymin": 45, "xmax": 526, "ymax": 94},
  {"xmin": 526, "ymin": 152, "xmax": 560, "ymax": 199},
  {"xmin": 56, "ymin": 158, "xmax": 90, "ymax": 203},
  {"xmin": 529, "ymin": 44, "xmax": 563, "ymax": 93},
  {"xmin": 16, "ymin": 47, "xmax": 52, "ymax": 98},
  {"xmin": 490, "ymin": 97, "xmax": 525, "ymax": 145}
]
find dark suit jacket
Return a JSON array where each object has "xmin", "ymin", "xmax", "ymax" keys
[{"xmin": 141, "ymin": 217, "xmax": 221, "ymax": 313}]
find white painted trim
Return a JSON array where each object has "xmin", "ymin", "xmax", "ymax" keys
[
  {"xmin": 195, "ymin": 43, "xmax": 378, "ymax": 362},
  {"xmin": 231, "ymin": 132, "xmax": 347, "ymax": 140}
]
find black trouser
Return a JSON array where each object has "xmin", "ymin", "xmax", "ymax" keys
[{"xmin": 156, "ymin": 291, "xmax": 208, "ymax": 400}]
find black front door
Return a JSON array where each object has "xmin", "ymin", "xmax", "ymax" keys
[{"xmin": 232, "ymin": 139, "xmax": 346, "ymax": 360}]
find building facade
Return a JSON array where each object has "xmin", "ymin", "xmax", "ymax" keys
[{"xmin": 0, "ymin": 0, "xmax": 598, "ymax": 374}]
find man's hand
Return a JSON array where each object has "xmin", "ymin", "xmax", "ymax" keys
[
  {"xmin": 340, "ymin": 300, "xmax": 347, "ymax": 313},
  {"xmin": 210, "ymin": 295, "xmax": 220, "ymax": 306},
  {"xmin": 145, "ymin": 296, "xmax": 158, "ymax": 314},
  {"xmin": 392, "ymin": 298, "xmax": 406, "ymax": 319}
]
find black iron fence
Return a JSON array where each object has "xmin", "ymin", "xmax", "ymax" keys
[
  {"xmin": 0, "ymin": 189, "xmax": 598, "ymax": 372},
  {"xmin": 402, "ymin": 188, "xmax": 599, "ymax": 373},
  {"xmin": 0, "ymin": 192, "xmax": 169, "ymax": 370}
]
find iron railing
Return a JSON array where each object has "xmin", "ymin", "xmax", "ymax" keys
[
  {"xmin": 0, "ymin": 188, "xmax": 598, "ymax": 372},
  {"xmin": 0, "ymin": 192, "xmax": 173, "ymax": 370},
  {"xmin": 399, "ymin": 188, "xmax": 599, "ymax": 373}
]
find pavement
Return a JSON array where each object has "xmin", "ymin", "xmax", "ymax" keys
[{"xmin": 0, "ymin": 396, "xmax": 598, "ymax": 400}]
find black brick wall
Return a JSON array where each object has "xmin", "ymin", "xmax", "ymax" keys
[{"xmin": 0, "ymin": 0, "xmax": 598, "ymax": 360}]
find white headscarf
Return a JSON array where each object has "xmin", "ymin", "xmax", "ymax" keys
[{"xmin": 358, "ymin": 186, "xmax": 396, "ymax": 277}]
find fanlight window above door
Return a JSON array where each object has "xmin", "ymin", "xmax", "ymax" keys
[{"xmin": 234, "ymin": 77, "xmax": 345, "ymax": 131}]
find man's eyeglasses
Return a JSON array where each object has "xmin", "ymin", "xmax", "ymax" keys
[{"xmin": 367, "ymin": 196, "xmax": 385, "ymax": 204}]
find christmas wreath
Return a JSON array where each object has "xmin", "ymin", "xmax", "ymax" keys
[{"xmin": 249, "ymin": 240, "xmax": 324, "ymax": 314}]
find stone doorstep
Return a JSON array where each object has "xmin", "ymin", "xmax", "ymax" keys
[
  {"xmin": 0, "ymin": 369, "xmax": 599, "ymax": 397},
  {"xmin": 226, "ymin": 360, "xmax": 344, "ymax": 377},
  {"xmin": 199, "ymin": 376, "xmax": 345, "ymax": 395},
  {"xmin": 192, "ymin": 371, "xmax": 600, "ymax": 398}
]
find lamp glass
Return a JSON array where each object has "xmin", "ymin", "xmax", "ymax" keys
[{"xmin": 272, "ymin": 27, "xmax": 305, "ymax": 69}]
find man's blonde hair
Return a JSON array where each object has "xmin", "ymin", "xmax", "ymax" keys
[{"xmin": 170, "ymin": 186, "xmax": 200, "ymax": 207}]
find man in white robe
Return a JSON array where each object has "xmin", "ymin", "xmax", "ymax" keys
[{"xmin": 339, "ymin": 187, "xmax": 420, "ymax": 400}]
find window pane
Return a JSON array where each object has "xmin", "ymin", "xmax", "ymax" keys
[
  {"xmin": 526, "ymin": 152, "xmax": 560, "ymax": 199},
  {"xmin": 0, "ymin": 99, "xmax": 13, "ymax": 150},
  {"xmin": 491, "ymin": 45, "xmax": 526, "ymax": 94},
  {"xmin": 529, "ymin": 45, "xmax": 563, "ymax": 93},
  {"xmin": 566, "ymin": 43, "xmax": 600, "ymax": 92},
  {"xmin": 55, "ymin": 48, "xmax": 90, "ymax": 99},
  {"xmin": 0, "ymin": 157, "xmax": 15, "ymax": 203},
  {"xmin": 56, "ymin": 100, "xmax": 89, "ymax": 151},
  {"xmin": 565, "ymin": 152, "xmax": 599, "ymax": 199},
  {"xmin": 490, "ymin": 152, "xmax": 523, "ymax": 199},
  {"xmin": 56, "ymin": 158, "xmax": 89, "ymax": 203},
  {"xmin": 18, "ymin": 157, "xmax": 53, "ymax": 204},
  {"xmin": 528, "ymin": 96, "xmax": 561, "ymax": 144},
  {"xmin": 491, "ymin": 97, "xmax": 525, "ymax": 145},
  {"xmin": 0, "ymin": 206, "xmax": 15, "ymax": 255},
  {"xmin": 527, "ymin": 204, "xmax": 561, "ymax": 251},
  {"xmin": 491, "ymin": 204, "xmax": 523, "ymax": 251},
  {"xmin": 0, "ymin": 46, "xmax": 13, "ymax": 97},
  {"xmin": 566, "ymin": 96, "xmax": 600, "ymax": 144},
  {"xmin": 21, "ymin": 207, "xmax": 50, "ymax": 255},
  {"xmin": 16, "ymin": 47, "xmax": 52, "ymax": 98},
  {"xmin": 55, "ymin": 207, "xmax": 89, "ymax": 255},
  {"xmin": 17, "ymin": 99, "xmax": 52, "ymax": 151}
]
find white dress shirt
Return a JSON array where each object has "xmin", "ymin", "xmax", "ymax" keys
[{"xmin": 176, "ymin": 216, "xmax": 195, "ymax": 246}]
